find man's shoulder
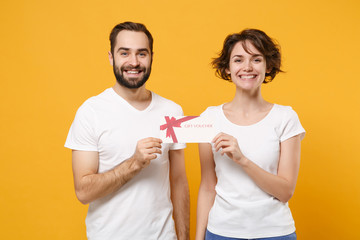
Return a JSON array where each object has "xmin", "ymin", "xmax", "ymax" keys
[
  {"xmin": 152, "ymin": 92, "xmax": 183, "ymax": 110},
  {"xmin": 81, "ymin": 88, "xmax": 113, "ymax": 107},
  {"xmin": 71, "ymin": 88, "xmax": 114, "ymax": 118}
]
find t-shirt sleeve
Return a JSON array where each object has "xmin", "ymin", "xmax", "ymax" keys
[
  {"xmin": 200, "ymin": 107, "xmax": 210, "ymax": 118},
  {"xmin": 169, "ymin": 104, "xmax": 186, "ymax": 150},
  {"xmin": 280, "ymin": 107, "xmax": 305, "ymax": 142},
  {"xmin": 64, "ymin": 103, "xmax": 98, "ymax": 151}
]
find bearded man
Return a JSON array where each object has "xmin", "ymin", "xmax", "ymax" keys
[{"xmin": 65, "ymin": 22, "xmax": 189, "ymax": 240}]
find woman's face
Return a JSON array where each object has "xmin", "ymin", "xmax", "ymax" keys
[{"xmin": 226, "ymin": 40, "xmax": 268, "ymax": 92}]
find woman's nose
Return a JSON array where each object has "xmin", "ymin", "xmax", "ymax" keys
[{"xmin": 243, "ymin": 61, "xmax": 253, "ymax": 71}]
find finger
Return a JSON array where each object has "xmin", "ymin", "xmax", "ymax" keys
[
  {"xmin": 214, "ymin": 134, "xmax": 233, "ymax": 146},
  {"xmin": 212, "ymin": 135, "xmax": 223, "ymax": 147},
  {"xmin": 212, "ymin": 132, "xmax": 224, "ymax": 143},
  {"xmin": 148, "ymin": 153, "xmax": 158, "ymax": 161},
  {"xmin": 215, "ymin": 145, "xmax": 233, "ymax": 156},
  {"xmin": 213, "ymin": 132, "xmax": 233, "ymax": 143},
  {"xmin": 220, "ymin": 145, "xmax": 233, "ymax": 154},
  {"xmin": 142, "ymin": 147, "xmax": 162, "ymax": 156},
  {"xmin": 213, "ymin": 135, "xmax": 230, "ymax": 149},
  {"xmin": 149, "ymin": 149, "xmax": 162, "ymax": 160},
  {"xmin": 147, "ymin": 148, "xmax": 162, "ymax": 155},
  {"xmin": 214, "ymin": 140, "xmax": 231, "ymax": 152},
  {"xmin": 140, "ymin": 141, "xmax": 163, "ymax": 149},
  {"xmin": 142, "ymin": 137, "xmax": 163, "ymax": 144},
  {"xmin": 212, "ymin": 137, "xmax": 222, "ymax": 151}
]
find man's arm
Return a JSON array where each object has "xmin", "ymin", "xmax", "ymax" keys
[
  {"xmin": 72, "ymin": 137, "xmax": 162, "ymax": 204},
  {"xmin": 169, "ymin": 149, "xmax": 190, "ymax": 240}
]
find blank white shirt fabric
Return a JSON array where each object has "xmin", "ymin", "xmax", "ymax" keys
[
  {"xmin": 65, "ymin": 88, "xmax": 185, "ymax": 240},
  {"xmin": 201, "ymin": 104, "xmax": 305, "ymax": 239}
]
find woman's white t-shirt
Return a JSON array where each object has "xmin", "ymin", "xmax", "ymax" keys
[{"xmin": 202, "ymin": 104, "xmax": 305, "ymax": 239}]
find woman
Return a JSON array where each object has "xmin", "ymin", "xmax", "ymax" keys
[{"xmin": 196, "ymin": 29, "xmax": 305, "ymax": 240}]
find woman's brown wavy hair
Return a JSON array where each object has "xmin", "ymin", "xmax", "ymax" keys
[{"xmin": 212, "ymin": 29, "xmax": 283, "ymax": 83}]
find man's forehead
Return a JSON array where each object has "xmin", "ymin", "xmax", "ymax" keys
[{"xmin": 115, "ymin": 30, "xmax": 150, "ymax": 51}]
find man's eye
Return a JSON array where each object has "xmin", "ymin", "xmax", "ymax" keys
[
  {"xmin": 139, "ymin": 53, "xmax": 147, "ymax": 57},
  {"xmin": 120, "ymin": 52, "xmax": 128, "ymax": 56}
]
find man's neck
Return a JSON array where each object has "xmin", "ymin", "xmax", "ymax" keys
[{"xmin": 112, "ymin": 83, "xmax": 152, "ymax": 111}]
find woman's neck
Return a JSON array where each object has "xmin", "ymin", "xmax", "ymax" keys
[
  {"xmin": 222, "ymin": 87, "xmax": 273, "ymax": 126},
  {"xmin": 226, "ymin": 87, "xmax": 269, "ymax": 113}
]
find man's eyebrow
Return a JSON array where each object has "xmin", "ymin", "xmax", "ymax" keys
[
  {"xmin": 137, "ymin": 48, "xmax": 150, "ymax": 53},
  {"xmin": 116, "ymin": 47, "xmax": 149, "ymax": 53},
  {"xmin": 116, "ymin": 47, "xmax": 129, "ymax": 53}
]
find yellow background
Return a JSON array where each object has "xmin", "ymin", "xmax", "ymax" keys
[{"xmin": 1, "ymin": 0, "xmax": 359, "ymax": 239}]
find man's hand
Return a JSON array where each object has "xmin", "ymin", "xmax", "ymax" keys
[{"xmin": 131, "ymin": 137, "xmax": 163, "ymax": 168}]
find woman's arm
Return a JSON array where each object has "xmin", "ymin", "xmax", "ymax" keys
[
  {"xmin": 195, "ymin": 143, "xmax": 217, "ymax": 240},
  {"xmin": 213, "ymin": 133, "xmax": 302, "ymax": 203}
]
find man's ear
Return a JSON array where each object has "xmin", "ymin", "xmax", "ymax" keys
[{"xmin": 108, "ymin": 51, "xmax": 113, "ymax": 66}]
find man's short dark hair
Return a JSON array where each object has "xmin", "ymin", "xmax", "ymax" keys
[
  {"xmin": 212, "ymin": 29, "xmax": 282, "ymax": 83},
  {"xmin": 109, "ymin": 21, "xmax": 153, "ymax": 55}
]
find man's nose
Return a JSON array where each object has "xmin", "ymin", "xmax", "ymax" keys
[{"xmin": 129, "ymin": 54, "xmax": 139, "ymax": 66}]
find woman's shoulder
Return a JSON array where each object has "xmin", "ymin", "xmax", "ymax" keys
[
  {"xmin": 272, "ymin": 104, "xmax": 303, "ymax": 129},
  {"xmin": 273, "ymin": 103, "xmax": 293, "ymax": 111},
  {"xmin": 200, "ymin": 104, "xmax": 223, "ymax": 117},
  {"xmin": 273, "ymin": 104, "xmax": 305, "ymax": 141},
  {"xmin": 273, "ymin": 104, "xmax": 300, "ymax": 117}
]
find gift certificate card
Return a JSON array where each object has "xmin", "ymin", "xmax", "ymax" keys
[{"xmin": 160, "ymin": 116, "xmax": 216, "ymax": 143}]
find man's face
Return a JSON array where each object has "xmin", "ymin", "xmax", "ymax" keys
[{"xmin": 110, "ymin": 30, "xmax": 152, "ymax": 89}]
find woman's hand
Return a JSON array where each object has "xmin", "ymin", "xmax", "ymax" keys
[
  {"xmin": 214, "ymin": 133, "xmax": 302, "ymax": 203},
  {"xmin": 212, "ymin": 132, "xmax": 246, "ymax": 165}
]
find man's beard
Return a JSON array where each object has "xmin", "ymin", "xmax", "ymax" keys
[{"xmin": 113, "ymin": 60, "xmax": 152, "ymax": 89}]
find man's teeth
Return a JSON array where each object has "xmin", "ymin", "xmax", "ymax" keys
[
  {"xmin": 127, "ymin": 71, "xmax": 140, "ymax": 74},
  {"xmin": 240, "ymin": 75, "xmax": 256, "ymax": 79}
]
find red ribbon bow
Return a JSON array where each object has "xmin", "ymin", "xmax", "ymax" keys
[{"xmin": 160, "ymin": 116, "xmax": 199, "ymax": 143}]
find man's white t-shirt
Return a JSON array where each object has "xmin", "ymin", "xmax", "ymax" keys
[
  {"xmin": 65, "ymin": 88, "xmax": 185, "ymax": 240},
  {"xmin": 201, "ymin": 104, "xmax": 305, "ymax": 239}
]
